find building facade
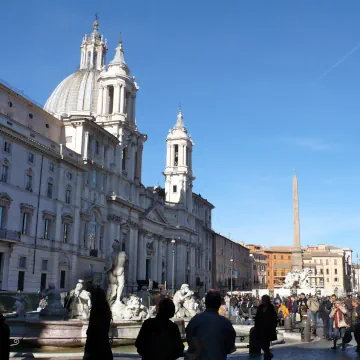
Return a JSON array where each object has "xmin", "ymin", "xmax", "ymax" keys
[
  {"xmin": 212, "ymin": 233, "xmax": 250, "ymax": 293},
  {"xmin": 303, "ymin": 245, "xmax": 352, "ymax": 295},
  {"xmin": 247, "ymin": 245, "xmax": 267, "ymax": 289},
  {"xmin": 0, "ymin": 21, "xmax": 214, "ymax": 296}
]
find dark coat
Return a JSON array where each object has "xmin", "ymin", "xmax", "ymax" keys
[
  {"xmin": 255, "ymin": 304, "xmax": 277, "ymax": 342},
  {"xmin": 0, "ymin": 317, "xmax": 10, "ymax": 360},
  {"xmin": 135, "ymin": 316, "xmax": 184, "ymax": 360},
  {"xmin": 84, "ymin": 313, "xmax": 113, "ymax": 360},
  {"xmin": 186, "ymin": 309, "xmax": 236, "ymax": 360}
]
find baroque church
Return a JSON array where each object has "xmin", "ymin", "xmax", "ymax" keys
[{"xmin": 0, "ymin": 20, "xmax": 213, "ymax": 296}]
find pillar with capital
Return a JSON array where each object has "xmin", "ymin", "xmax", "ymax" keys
[{"xmin": 127, "ymin": 224, "xmax": 138, "ymax": 292}]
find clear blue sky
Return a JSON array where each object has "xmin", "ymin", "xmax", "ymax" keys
[{"xmin": 3, "ymin": 1, "xmax": 360, "ymax": 258}]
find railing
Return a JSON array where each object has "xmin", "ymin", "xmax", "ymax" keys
[{"xmin": 0, "ymin": 228, "xmax": 21, "ymax": 242}]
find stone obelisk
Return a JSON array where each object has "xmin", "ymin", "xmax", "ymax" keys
[{"xmin": 292, "ymin": 171, "xmax": 303, "ymax": 270}]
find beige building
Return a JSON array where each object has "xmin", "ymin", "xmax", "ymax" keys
[
  {"xmin": 212, "ymin": 234, "xmax": 250, "ymax": 292},
  {"xmin": 303, "ymin": 245, "xmax": 352, "ymax": 295}
]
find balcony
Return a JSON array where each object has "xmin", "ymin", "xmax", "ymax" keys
[{"xmin": 0, "ymin": 228, "xmax": 21, "ymax": 242}]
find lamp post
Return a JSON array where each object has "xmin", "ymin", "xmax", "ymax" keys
[{"xmin": 230, "ymin": 258, "xmax": 234, "ymax": 296}]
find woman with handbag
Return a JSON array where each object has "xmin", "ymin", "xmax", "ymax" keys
[
  {"xmin": 83, "ymin": 288, "xmax": 113, "ymax": 360},
  {"xmin": 330, "ymin": 300, "xmax": 348, "ymax": 350}
]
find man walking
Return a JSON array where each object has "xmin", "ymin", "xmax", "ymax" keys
[
  {"xmin": 307, "ymin": 295, "xmax": 320, "ymax": 333},
  {"xmin": 186, "ymin": 291, "xmax": 236, "ymax": 360}
]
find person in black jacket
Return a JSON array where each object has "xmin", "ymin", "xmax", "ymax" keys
[
  {"xmin": 0, "ymin": 312, "xmax": 10, "ymax": 360},
  {"xmin": 255, "ymin": 295, "xmax": 277, "ymax": 360},
  {"xmin": 83, "ymin": 288, "xmax": 113, "ymax": 360},
  {"xmin": 136, "ymin": 298, "xmax": 184, "ymax": 360}
]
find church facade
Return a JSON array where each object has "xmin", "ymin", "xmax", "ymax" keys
[{"xmin": 0, "ymin": 21, "xmax": 213, "ymax": 296}]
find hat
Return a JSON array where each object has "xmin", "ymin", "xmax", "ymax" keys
[{"xmin": 274, "ymin": 299, "xmax": 281, "ymax": 305}]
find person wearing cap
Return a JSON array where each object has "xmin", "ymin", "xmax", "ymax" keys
[{"xmin": 330, "ymin": 300, "xmax": 348, "ymax": 350}]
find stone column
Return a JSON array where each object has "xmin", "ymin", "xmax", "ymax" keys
[
  {"xmin": 128, "ymin": 225, "xmax": 138, "ymax": 291},
  {"xmin": 102, "ymin": 86, "xmax": 108, "ymax": 114},
  {"xmin": 137, "ymin": 231, "xmax": 146, "ymax": 280},
  {"xmin": 120, "ymin": 85, "xmax": 125, "ymax": 113},
  {"xmin": 131, "ymin": 95, "xmax": 136, "ymax": 122},
  {"xmin": 97, "ymin": 86, "xmax": 104, "ymax": 114},
  {"xmin": 151, "ymin": 238, "xmax": 159, "ymax": 283},
  {"xmin": 166, "ymin": 240, "xmax": 173, "ymax": 288},
  {"xmin": 114, "ymin": 84, "xmax": 120, "ymax": 113},
  {"xmin": 52, "ymin": 252, "xmax": 60, "ymax": 289},
  {"xmin": 71, "ymin": 254, "xmax": 78, "ymax": 288},
  {"xmin": 83, "ymin": 132, "xmax": 89, "ymax": 160},
  {"xmin": 157, "ymin": 238, "xmax": 163, "ymax": 284},
  {"xmin": 127, "ymin": 95, "xmax": 133, "ymax": 121},
  {"xmin": 166, "ymin": 144, "xmax": 171, "ymax": 167}
]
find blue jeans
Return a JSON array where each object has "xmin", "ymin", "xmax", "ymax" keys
[
  {"xmin": 333, "ymin": 327, "xmax": 346, "ymax": 340},
  {"xmin": 329, "ymin": 318, "xmax": 334, "ymax": 339},
  {"xmin": 309, "ymin": 311, "xmax": 319, "ymax": 327}
]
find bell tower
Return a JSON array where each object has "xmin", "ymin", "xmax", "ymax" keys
[{"xmin": 163, "ymin": 109, "xmax": 195, "ymax": 211}]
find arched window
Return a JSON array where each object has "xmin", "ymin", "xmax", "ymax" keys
[
  {"xmin": 65, "ymin": 185, "xmax": 71, "ymax": 204},
  {"xmin": 89, "ymin": 214, "xmax": 97, "ymax": 249},
  {"xmin": 93, "ymin": 51, "xmax": 98, "ymax": 68},
  {"xmin": 87, "ymin": 51, "xmax": 91, "ymax": 68}
]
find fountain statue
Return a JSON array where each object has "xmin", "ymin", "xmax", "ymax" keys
[
  {"xmin": 66, "ymin": 279, "xmax": 92, "ymax": 319},
  {"xmin": 12, "ymin": 295, "xmax": 26, "ymax": 317},
  {"xmin": 173, "ymin": 284, "xmax": 198, "ymax": 318},
  {"xmin": 283, "ymin": 268, "xmax": 313, "ymax": 289},
  {"xmin": 39, "ymin": 284, "xmax": 67, "ymax": 317},
  {"xmin": 119, "ymin": 294, "xmax": 149, "ymax": 320}
]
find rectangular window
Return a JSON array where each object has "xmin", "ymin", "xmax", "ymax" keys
[
  {"xmin": 335, "ymin": 269, "xmax": 338, "ymax": 275},
  {"xmin": 19, "ymin": 256, "xmax": 27, "ymax": 268},
  {"xmin": 26, "ymin": 174, "xmax": 32, "ymax": 191},
  {"xmin": 65, "ymin": 189, "xmax": 71, "ymax": 204},
  {"xmin": 95, "ymin": 140, "xmax": 100, "ymax": 154},
  {"xmin": 320, "ymin": 269, "xmax": 324, "ymax": 275},
  {"xmin": 99, "ymin": 226, "xmax": 104, "ymax": 250},
  {"xmin": 28, "ymin": 152, "xmax": 34, "ymax": 163},
  {"xmin": 92, "ymin": 170, "xmax": 97, "ymax": 189},
  {"xmin": 42, "ymin": 259, "xmax": 48, "ymax": 271},
  {"xmin": 63, "ymin": 223, "xmax": 70, "ymax": 243},
  {"xmin": 47, "ymin": 182, "xmax": 53, "ymax": 198},
  {"xmin": 274, "ymin": 255, "xmax": 276, "ymax": 259},
  {"xmin": 288, "ymin": 256, "xmax": 291, "ymax": 260},
  {"xmin": 43, "ymin": 219, "xmax": 50, "ymax": 239},
  {"xmin": 84, "ymin": 171, "xmax": 89, "ymax": 185},
  {"xmin": 173, "ymin": 185, "xmax": 177, "ymax": 193},
  {"xmin": 0, "ymin": 206, "xmax": 4, "ymax": 227},
  {"xmin": 122, "ymin": 148, "xmax": 126, "ymax": 171},
  {"xmin": 334, "ymin": 277, "xmax": 338, "ymax": 282},
  {"xmin": 49, "ymin": 162, "xmax": 55, "ymax": 172},
  {"xmin": 17, "ymin": 271, "xmax": 25, "ymax": 291},
  {"xmin": 334, "ymin": 259, "xmax": 337, "ymax": 265},
  {"xmin": 40, "ymin": 273, "xmax": 47, "ymax": 291},
  {"xmin": 60, "ymin": 270, "xmax": 66, "ymax": 289},
  {"xmin": 83, "ymin": 223, "xmax": 87, "ymax": 247},
  {"xmin": 174, "ymin": 145, "xmax": 179, "ymax": 166},
  {"xmin": 1, "ymin": 165, "xmax": 8, "ymax": 183},
  {"xmin": 326, "ymin": 269, "xmax": 329, "ymax": 275},
  {"xmin": 100, "ymin": 173, "xmax": 105, "ymax": 192},
  {"xmin": 3, "ymin": 141, "xmax": 11, "ymax": 153},
  {"xmin": 22, "ymin": 213, "xmax": 29, "ymax": 235},
  {"xmin": 281, "ymin": 255, "xmax": 283, "ymax": 260}
]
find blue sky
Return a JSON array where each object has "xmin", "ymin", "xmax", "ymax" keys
[{"xmin": 3, "ymin": 1, "xmax": 360, "ymax": 257}]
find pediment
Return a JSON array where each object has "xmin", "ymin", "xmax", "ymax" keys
[{"xmin": 146, "ymin": 207, "xmax": 168, "ymax": 224}]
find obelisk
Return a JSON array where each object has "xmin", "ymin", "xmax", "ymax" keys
[{"xmin": 292, "ymin": 171, "xmax": 303, "ymax": 270}]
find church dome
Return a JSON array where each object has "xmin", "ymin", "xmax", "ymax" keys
[{"xmin": 44, "ymin": 69, "xmax": 100, "ymax": 118}]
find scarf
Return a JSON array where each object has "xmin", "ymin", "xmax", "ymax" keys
[{"xmin": 334, "ymin": 308, "xmax": 344, "ymax": 328}]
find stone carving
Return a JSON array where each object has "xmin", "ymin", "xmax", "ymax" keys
[
  {"xmin": 146, "ymin": 242, "xmax": 155, "ymax": 256},
  {"xmin": 119, "ymin": 294, "xmax": 149, "ymax": 320},
  {"xmin": 283, "ymin": 268, "xmax": 313, "ymax": 289},
  {"xmin": 12, "ymin": 295, "xmax": 26, "ymax": 317},
  {"xmin": 173, "ymin": 284, "xmax": 198, "ymax": 318},
  {"xmin": 106, "ymin": 240, "xmax": 126, "ymax": 306},
  {"xmin": 40, "ymin": 284, "xmax": 67, "ymax": 317},
  {"xmin": 66, "ymin": 280, "xmax": 92, "ymax": 319}
]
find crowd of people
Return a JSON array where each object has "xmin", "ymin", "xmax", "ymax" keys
[{"xmin": 2, "ymin": 288, "xmax": 360, "ymax": 360}]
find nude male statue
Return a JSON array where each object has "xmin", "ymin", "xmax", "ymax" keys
[{"xmin": 106, "ymin": 240, "xmax": 127, "ymax": 305}]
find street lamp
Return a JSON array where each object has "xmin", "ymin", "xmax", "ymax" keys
[
  {"xmin": 230, "ymin": 258, "xmax": 234, "ymax": 296},
  {"xmin": 171, "ymin": 238, "xmax": 176, "ymax": 292}
]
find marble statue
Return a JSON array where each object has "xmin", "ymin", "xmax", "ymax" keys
[
  {"xmin": 120, "ymin": 294, "xmax": 149, "ymax": 320},
  {"xmin": 12, "ymin": 295, "xmax": 26, "ymax": 317},
  {"xmin": 106, "ymin": 240, "xmax": 126, "ymax": 306},
  {"xmin": 40, "ymin": 284, "xmax": 67, "ymax": 317},
  {"xmin": 67, "ymin": 280, "xmax": 92, "ymax": 320},
  {"xmin": 173, "ymin": 284, "xmax": 198, "ymax": 318},
  {"xmin": 283, "ymin": 268, "xmax": 313, "ymax": 289}
]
